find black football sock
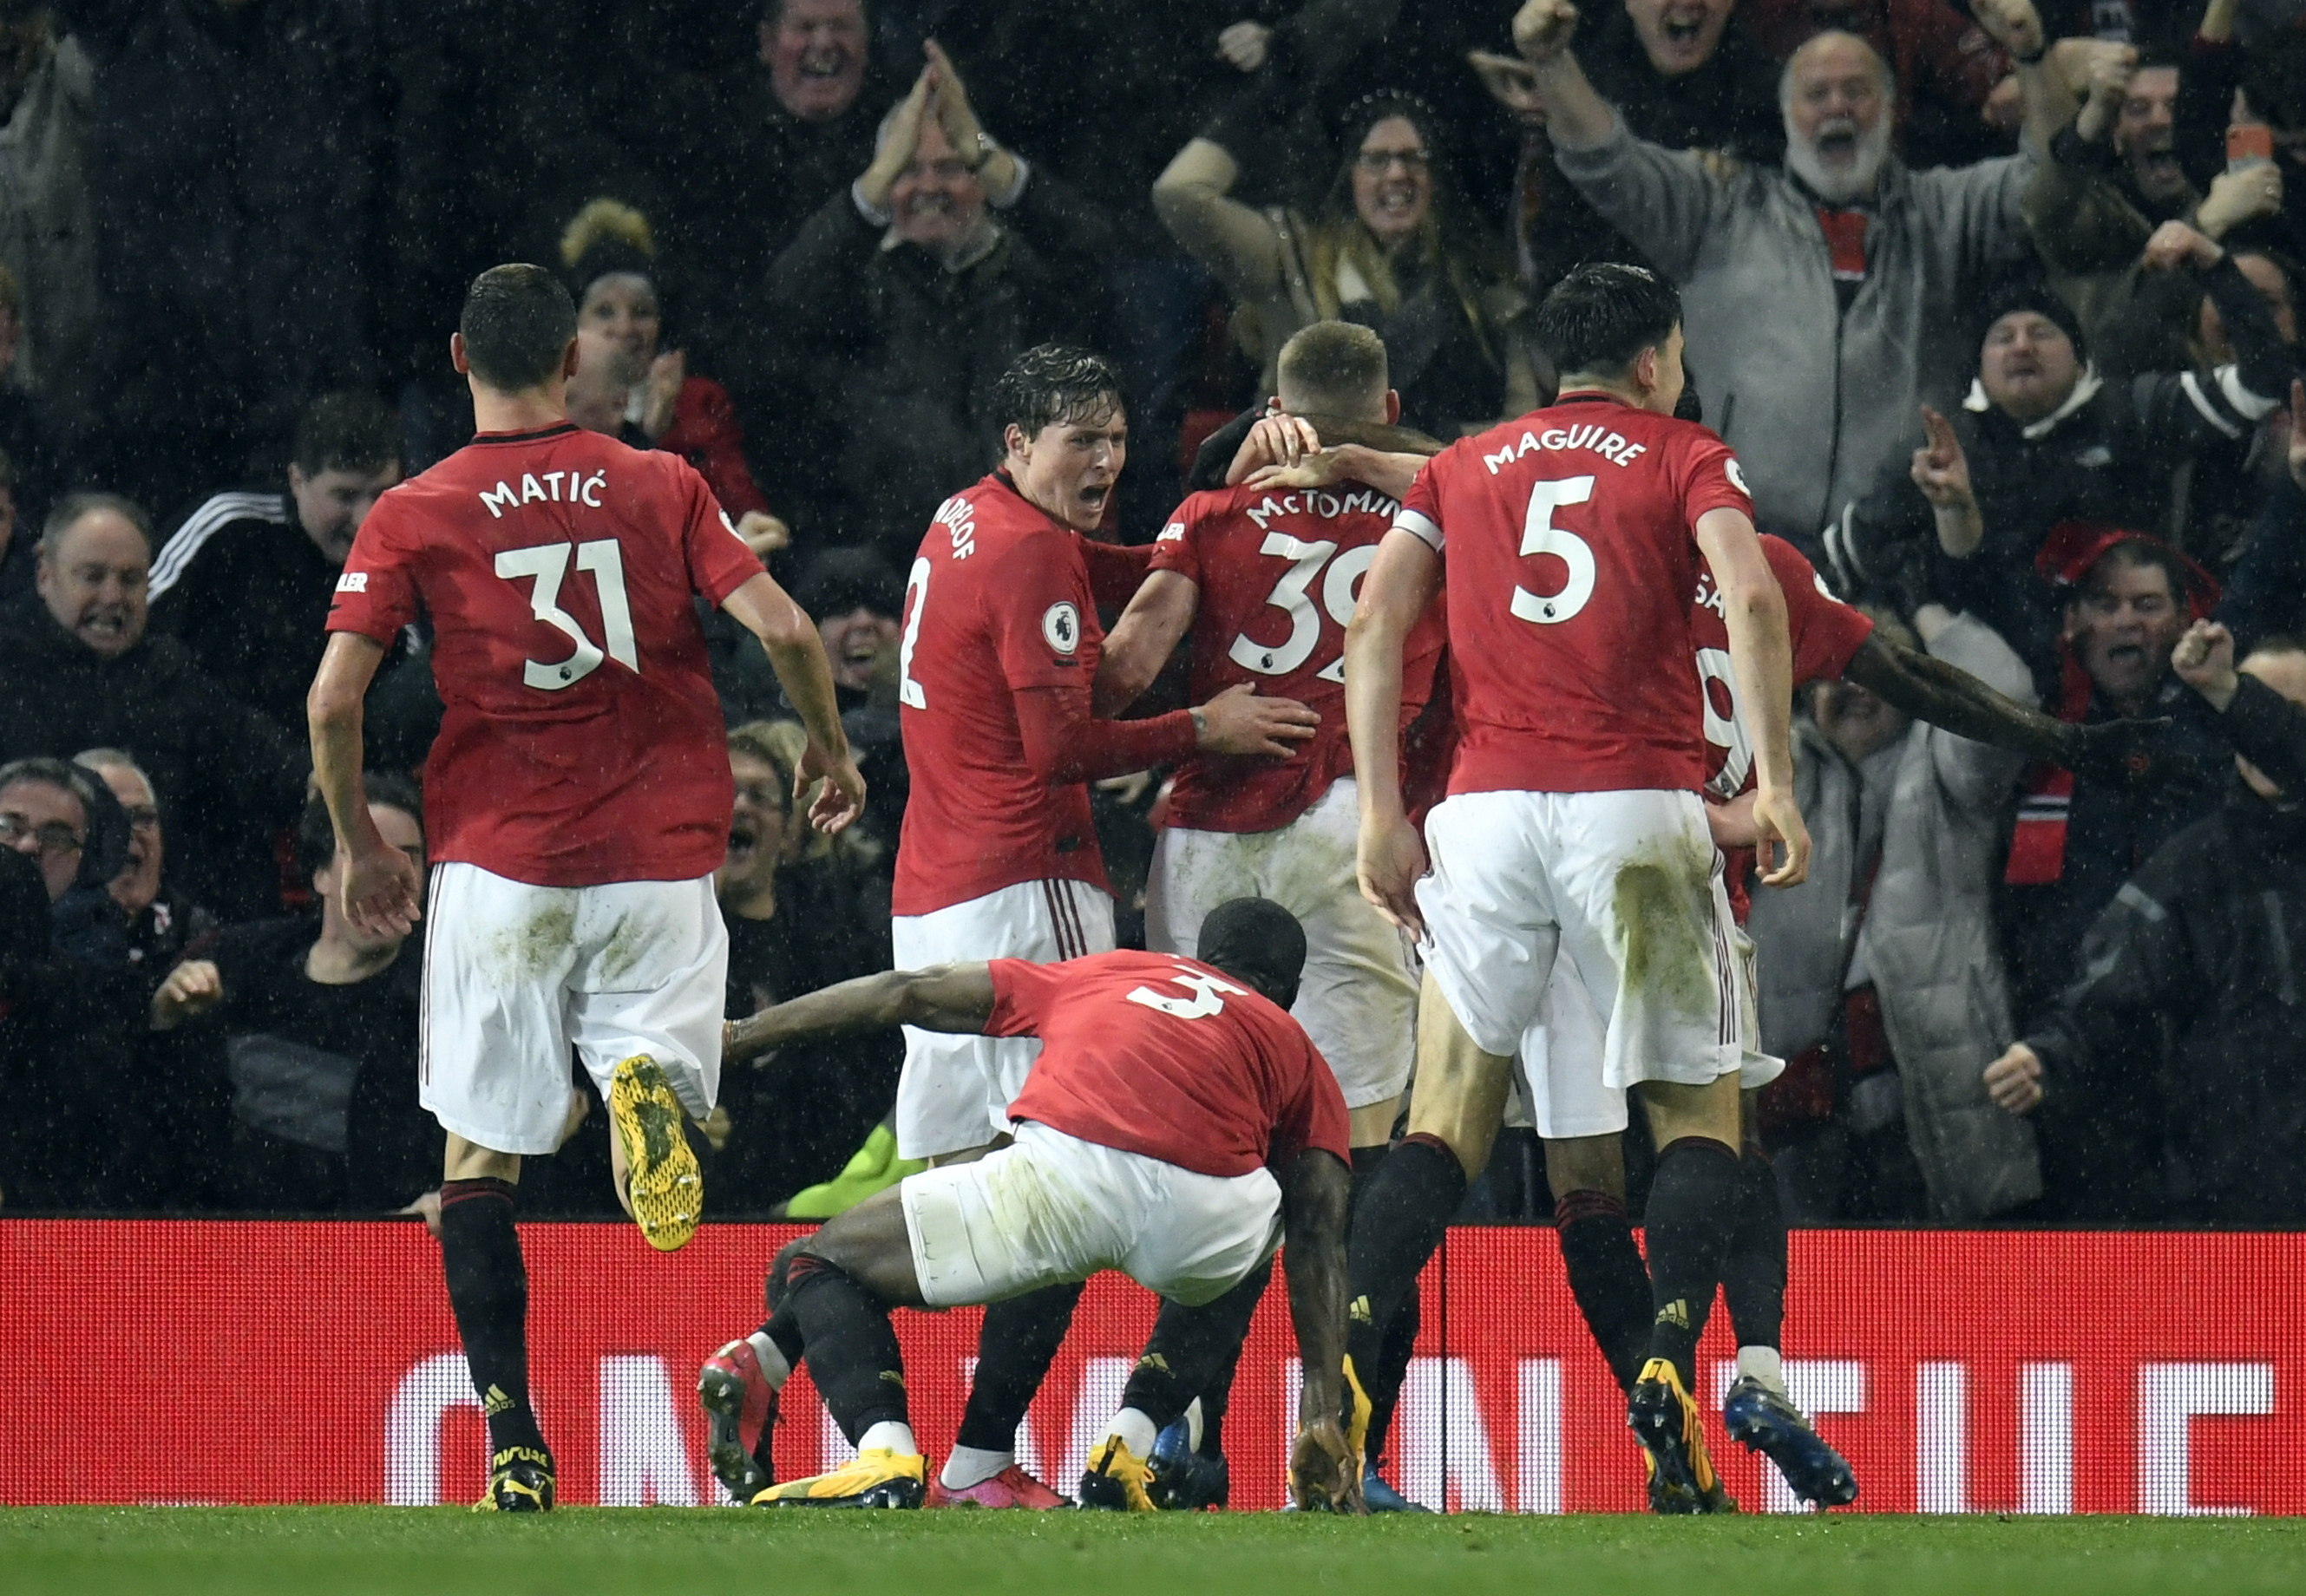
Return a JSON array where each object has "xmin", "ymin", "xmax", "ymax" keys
[
  {"xmin": 1366, "ymin": 1276, "xmax": 1419, "ymax": 1463},
  {"xmin": 1128, "ymin": 1261, "xmax": 1268, "ymax": 1442},
  {"xmin": 438, "ymin": 1177, "xmax": 547, "ymax": 1458},
  {"xmin": 953, "ymin": 1281, "xmax": 1084, "ymax": 1453},
  {"xmin": 783, "ymin": 1255, "xmax": 908, "ymax": 1444},
  {"xmin": 1343, "ymin": 1133, "xmax": 1463, "ymax": 1419},
  {"xmin": 1554, "ymin": 1187, "xmax": 1653, "ymax": 1396},
  {"xmin": 1641, "ymin": 1137, "xmax": 1742, "ymax": 1380},
  {"xmin": 1721, "ymin": 1150, "xmax": 1787, "ymax": 1355}
]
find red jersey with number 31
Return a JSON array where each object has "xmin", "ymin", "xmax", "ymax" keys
[
  {"xmin": 1150, "ymin": 481, "xmax": 1445, "ymax": 834},
  {"xmin": 325, "ymin": 423, "xmax": 764, "ymax": 886},
  {"xmin": 893, "ymin": 473, "xmax": 1109, "ymax": 916},
  {"xmin": 1395, "ymin": 393, "xmax": 1752, "ymax": 795},
  {"xmin": 991, "ymin": 950, "xmax": 1350, "ymax": 1178}
]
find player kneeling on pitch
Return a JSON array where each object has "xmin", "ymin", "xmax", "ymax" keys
[{"xmin": 698, "ymin": 898, "xmax": 1363, "ymax": 1512}]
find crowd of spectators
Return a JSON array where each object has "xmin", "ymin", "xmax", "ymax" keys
[{"xmin": 0, "ymin": 0, "xmax": 2303, "ymax": 1226}]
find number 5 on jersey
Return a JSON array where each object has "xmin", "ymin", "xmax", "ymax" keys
[
  {"xmin": 495, "ymin": 539, "xmax": 639, "ymax": 690},
  {"xmin": 1511, "ymin": 476, "xmax": 1596, "ymax": 626}
]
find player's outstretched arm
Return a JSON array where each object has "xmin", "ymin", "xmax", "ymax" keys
[
  {"xmin": 1345, "ymin": 528, "xmax": 1441, "ymax": 937},
  {"xmin": 723, "ymin": 963, "xmax": 997, "ymax": 1063},
  {"xmin": 1091, "ymin": 569, "xmax": 1201, "ymax": 716},
  {"xmin": 1839, "ymin": 629, "xmax": 2167, "ymax": 779},
  {"xmin": 721, "ymin": 571, "xmax": 866, "ymax": 834},
  {"xmin": 307, "ymin": 631, "xmax": 420, "ymax": 937},
  {"xmin": 1278, "ymin": 1148, "xmax": 1362, "ymax": 1513},
  {"xmin": 1694, "ymin": 507, "xmax": 1809, "ymax": 886}
]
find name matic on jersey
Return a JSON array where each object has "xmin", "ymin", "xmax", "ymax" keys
[
  {"xmin": 478, "ymin": 470, "xmax": 610, "ymax": 518},
  {"xmin": 1484, "ymin": 423, "xmax": 1648, "ymax": 474}
]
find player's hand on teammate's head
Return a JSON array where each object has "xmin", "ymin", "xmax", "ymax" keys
[
  {"xmin": 797, "ymin": 742, "xmax": 868, "ymax": 836},
  {"xmin": 1193, "ymin": 682, "xmax": 1321, "ymax": 758},
  {"xmin": 1356, "ymin": 811, "xmax": 1430, "ymax": 939},
  {"xmin": 1226, "ymin": 413, "xmax": 1323, "ymax": 486},
  {"xmin": 1289, "ymin": 1416, "xmax": 1366, "ymax": 1513},
  {"xmin": 341, "ymin": 841, "xmax": 423, "ymax": 938},
  {"xmin": 1246, "ymin": 448, "xmax": 1356, "ymax": 494},
  {"xmin": 1749, "ymin": 785, "xmax": 1811, "ymax": 888},
  {"xmin": 1512, "ymin": 0, "xmax": 1579, "ymax": 62}
]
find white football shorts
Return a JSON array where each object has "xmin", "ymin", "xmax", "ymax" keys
[
  {"xmin": 901, "ymin": 1122, "xmax": 1282, "ymax": 1308},
  {"xmin": 888, "ymin": 877, "xmax": 1115, "ymax": 1161},
  {"xmin": 420, "ymin": 862, "xmax": 726, "ymax": 1156},
  {"xmin": 1506, "ymin": 888, "xmax": 1784, "ymax": 1139},
  {"xmin": 1144, "ymin": 777, "xmax": 1415, "ymax": 1116},
  {"xmin": 1417, "ymin": 789, "xmax": 1741, "ymax": 1100}
]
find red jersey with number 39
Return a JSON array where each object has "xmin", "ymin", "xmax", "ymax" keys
[
  {"xmin": 1394, "ymin": 393, "xmax": 1752, "ymax": 795},
  {"xmin": 324, "ymin": 423, "xmax": 763, "ymax": 886},
  {"xmin": 1150, "ymin": 482, "xmax": 1445, "ymax": 833},
  {"xmin": 893, "ymin": 473, "xmax": 1109, "ymax": 916},
  {"xmin": 991, "ymin": 950, "xmax": 1350, "ymax": 1178}
]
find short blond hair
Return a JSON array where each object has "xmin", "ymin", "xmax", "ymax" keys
[{"xmin": 1276, "ymin": 320, "xmax": 1389, "ymax": 419}]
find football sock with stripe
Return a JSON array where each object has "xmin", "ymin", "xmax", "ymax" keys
[
  {"xmin": 1553, "ymin": 1187, "xmax": 1652, "ymax": 1396},
  {"xmin": 1721, "ymin": 1149, "xmax": 1787, "ymax": 1360},
  {"xmin": 1130, "ymin": 1260, "xmax": 1269, "ymax": 1441},
  {"xmin": 1641, "ymin": 1136, "xmax": 1742, "ymax": 1379},
  {"xmin": 1342, "ymin": 1134, "xmax": 1464, "ymax": 1414},
  {"xmin": 438, "ymin": 1177, "xmax": 547, "ymax": 1458},
  {"xmin": 951, "ymin": 1281, "xmax": 1084, "ymax": 1461},
  {"xmin": 780, "ymin": 1255, "xmax": 909, "ymax": 1445}
]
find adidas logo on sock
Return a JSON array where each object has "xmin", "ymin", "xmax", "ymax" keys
[
  {"xmin": 482, "ymin": 1384, "xmax": 516, "ymax": 1416},
  {"xmin": 1655, "ymin": 1299, "xmax": 1690, "ymax": 1331}
]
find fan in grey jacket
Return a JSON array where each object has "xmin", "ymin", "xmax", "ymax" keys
[
  {"xmin": 1499, "ymin": 0, "xmax": 2067, "ymax": 548},
  {"xmin": 1746, "ymin": 607, "xmax": 2043, "ymax": 1222}
]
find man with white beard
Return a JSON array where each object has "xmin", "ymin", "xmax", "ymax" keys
[{"xmin": 1506, "ymin": 0, "xmax": 2071, "ymax": 554}]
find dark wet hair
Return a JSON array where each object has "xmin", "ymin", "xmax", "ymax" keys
[
  {"xmin": 992, "ymin": 344, "xmax": 1125, "ymax": 444},
  {"xmin": 1531, "ymin": 262, "xmax": 1684, "ymax": 381},
  {"xmin": 459, "ymin": 264, "xmax": 579, "ymax": 393}
]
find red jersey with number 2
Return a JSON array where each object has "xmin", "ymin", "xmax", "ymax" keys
[
  {"xmin": 991, "ymin": 950, "xmax": 1350, "ymax": 1178},
  {"xmin": 325, "ymin": 422, "xmax": 763, "ymax": 886},
  {"xmin": 1394, "ymin": 393, "xmax": 1752, "ymax": 795},
  {"xmin": 893, "ymin": 473, "xmax": 1109, "ymax": 916},
  {"xmin": 1698, "ymin": 534, "xmax": 1875, "ymax": 920},
  {"xmin": 1150, "ymin": 481, "xmax": 1445, "ymax": 833}
]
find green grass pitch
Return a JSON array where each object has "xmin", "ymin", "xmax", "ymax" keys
[{"xmin": 5, "ymin": 1509, "xmax": 2306, "ymax": 1595}]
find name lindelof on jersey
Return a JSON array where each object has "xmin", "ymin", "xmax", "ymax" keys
[
  {"xmin": 934, "ymin": 494, "xmax": 978, "ymax": 559},
  {"xmin": 1243, "ymin": 487, "xmax": 1400, "ymax": 532},
  {"xmin": 476, "ymin": 469, "xmax": 609, "ymax": 519},
  {"xmin": 1484, "ymin": 421, "xmax": 1650, "ymax": 475}
]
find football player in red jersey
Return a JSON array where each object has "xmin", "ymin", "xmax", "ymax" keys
[
  {"xmin": 308, "ymin": 265, "xmax": 864, "ymax": 1513},
  {"xmin": 1521, "ymin": 536, "xmax": 2160, "ymax": 1509},
  {"xmin": 702, "ymin": 898, "xmax": 1361, "ymax": 1514},
  {"xmin": 1092, "ymin": 321, "xmax": 1443, "ymax": 1508},
  {"xmin": 1341, "ymin": 261, "xmax": 1807, "ymax": 1511},
  {"xmin": 879, "ymin": 343, "xmax": 1319, "ymax": 1508}
]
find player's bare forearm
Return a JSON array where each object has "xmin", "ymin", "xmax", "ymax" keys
[
  {"xmin": 1842, "ymin": 632, "xmax": 2071, "ymax": 762},
  {"xmin": 1695, "ymin": 510, "xmax": 1795, "ymax": 791},
  {"xmin": 307, "ymin": 632, "xmax": 387, "ymax": 854},
  {"xmin": 723, "ymin": 572, "xmax": 851, "ymax": 762},
  {"xmin": 1280, "ymin": 1148, "xmax": 1353, "ymax": 1431},
  {"xmin": 1344, "ymin": 530, "xmax": 1440, "ymax": 822},
  {"xmin": 723, "ymin": 964, "xmax": 998, "ymax": 1063},
  {"xmin": 1091, "ymin": 570, "xmax": 1199, "ymax": 716}
]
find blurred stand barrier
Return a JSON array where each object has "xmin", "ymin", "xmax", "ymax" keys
[{"xmin": 0, "ymin": 1220, "xmax": 2295, "ymax": 1514}]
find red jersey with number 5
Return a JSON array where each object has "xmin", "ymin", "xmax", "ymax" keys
[
  {"xmin": 893, "ymin": 472, "xmax": 1110, "ymax": 916},
  {"xmin": 325, "ymin": 422, "xmax": 763, "ymax": 886},
  {"xmin": 1395, "ymin": 393, "xmax": 1752, "ymax": 795},
  {"xmin": 992, "ymin": 950, "xmax": 1350, "ymax": 1178},
  {"xmin": 1150, "ymin": 481, "xmax": 1445, "ymax": 833}
]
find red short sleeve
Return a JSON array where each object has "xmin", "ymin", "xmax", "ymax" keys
[
  {"xmin": 325, "ymin": 494, "xmax": 419, "ymax": 643},
  {"xmin": 674, "ymin": 458, "xmax": 768, "ymax": 607},
  {"xmin": 1392, "ymin": 458, "xmax": 1446, "ymax": 551},
  {"xmin": 990, "ymin": 527, "xmax": 1098, "ymax": 691},
  {"xmin": 1674, "ymin": 433, "xmax": 1754, "ymax": 533},
  {"xmin": 985, "ymin": 958, "xmax": 1059, "ymax": 1038},
  {"xmin": 1767, "ymin": 536, "xmax": 1877, "ymax": 684},
  {"xmin": 1147, "ymin": 498, "xmax": 1208, "ymax": 585}
]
